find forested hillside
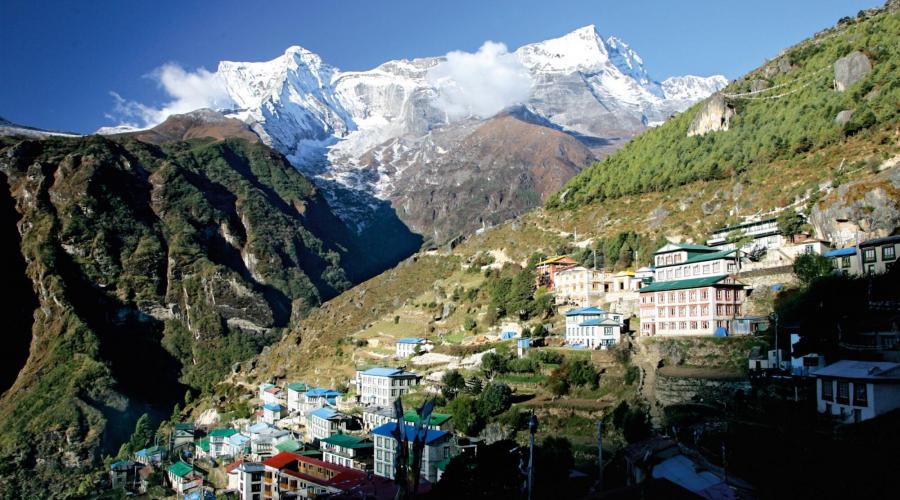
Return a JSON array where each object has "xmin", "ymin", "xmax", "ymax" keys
[{"xmin": 549, "ymin": 9, "xmax": 898, "ymax": 209}]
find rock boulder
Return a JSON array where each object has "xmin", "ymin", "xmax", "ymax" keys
[
  {"xmin": 834, "ymin": 51, "xmax": 872, "ymax": 91},
  {"xmin": 687, "ymin": 94, "xmax": 735, "ymax": 137}
]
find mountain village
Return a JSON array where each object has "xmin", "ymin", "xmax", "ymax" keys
[{"xmin": 105, "ymin": 209, "xmax": 900, "ymax": 498}]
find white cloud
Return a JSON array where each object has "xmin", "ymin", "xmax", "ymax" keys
[
  {"xmin": 108, "ymin": 64, "xmax": 234, "ymax": 128},
  {"xmin": 426, "ymin": 41, "xmax": 533, "ymax": 121}
]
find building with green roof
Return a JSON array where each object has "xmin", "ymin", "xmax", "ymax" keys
[
  {"xmin": 275, "ymin": 439, "xmax": 303, "ymax": 453},
  {"xmin": 403, "ymin": 410, "xmax": 453, "ymax": 430},
  {"xmin": 320, "ymin": 434, "xmax": 374, "ymax": 471},
  {"xmin": 166, "ymin": 461, "xmax": 203, "ymax": 495}
]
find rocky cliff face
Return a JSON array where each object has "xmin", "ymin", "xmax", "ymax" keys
[{"xmin": 0, "ymin": 122, "xmax": 377, "ymax": 494}]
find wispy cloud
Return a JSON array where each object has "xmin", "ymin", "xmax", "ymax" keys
[
  {"xmin": 107, "ymin": 64, "xmax": 234, "ymax": 128},
  {"xmin": 426, "ymin": 41, "xmax": 533, "ymax": 121}
]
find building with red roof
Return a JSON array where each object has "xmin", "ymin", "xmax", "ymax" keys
[{"xmin": 258, "ymin": 451, "xmax": 381, "ymax": 498}]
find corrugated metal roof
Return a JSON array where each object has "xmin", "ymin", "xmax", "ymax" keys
[
  {"xmin": 372, "ymin": 423, "xmax": 449, "ymax": 445},
  {"xmin": 824, "ymin": 247, "xmax": 857, "ymax": 257},
  {"xmin": 812, "ymin": 360, "xmax": 900, "ymax": 380},
  {"xmin": 639, "ymin": 275, "xmax": 740, "ymax": 293}
]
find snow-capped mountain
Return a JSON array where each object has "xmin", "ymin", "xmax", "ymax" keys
[{"xmin": 209, "ymin": 24, "xmax": 725, "ymax": 243}]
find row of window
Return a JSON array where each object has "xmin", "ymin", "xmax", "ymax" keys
[
  {"xmin": 656, "ymin": 320, "xmax": 730, "ymax": 331},
  {"xmin": 820, "ymin": 379, "xmax": 868, "ymax": 407},
  {"xmin": 657, "ymin": 261, "xmax": 736, "ymax": 281},
  {"xmin": 862, "ymin": 245, "xmax": 896, "ymax": 263},
  {"xmin": 643, "ymin": 288, "xmax": 742, "ymax": 305}
]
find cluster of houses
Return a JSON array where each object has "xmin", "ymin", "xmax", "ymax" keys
[{"xmin": 111, "ymin": 364, "xmax": 463, "ymax": 498}]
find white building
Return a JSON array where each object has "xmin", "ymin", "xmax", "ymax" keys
[
  {"xmin": 259, "ymin": 383, "xmax": 284, "ymax": 405},
  {"xmin": 285, "ymin": 382, "xmax": 308, "ymax": 413},
  {"xmin": 362, "ymin": 406, "xmax": 396, "ymax": 432},
  {"xmin": 706, "ymin": 217, "xmax": 784, "ymax": 252},
  {"xmin": 224, "ymin": 433, "xmax": 251, "ymax": 458},
  {"xmin": 553, "ymin": 266, "xmax": 611, "ymax": 306},
  {"xmin": 564, "ymin": 307, "xmax": 623, "ymax": 348},
  {"xmin": 355, "ymin": 367, "xmax": 419, "ymax": 407},
  {"xmin": 395, "ymin": 337, "xmax": 433, "ymax": 358},
  {"xmin": 372, "ymin": 423, "xmax": 454, "ymax": 483},
  {"xmin": 298, "ymin": 388, "xmax": 342, "ymax": 419},
  {"xmin": 306, "ymin": 407, "xmax": 353, "ymax": 442},
  {"xmin": 234, "ymin": 461, "xmax": 265, "ymax": 500},
  {"xmin": 320, "ymin": 434, "xmax": 374, "ymax": 471},
  {"xmin": 261, "ymin": 403, "xmax": 284, "ymax": 425},
  {"xmin": 209, "ymin": 428, "xmax": 239, "ymax": 458},
  {"xmin": 814, "ymin": 360, "xmax": 900, "ymax": 423}
]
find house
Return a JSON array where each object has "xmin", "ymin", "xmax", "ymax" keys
[
  {"xmin": 262, "ymin": 403, "xmax": 284, "ymax": 424},
  {"xmin": 355, "ymin": 367, "xmax": 419, "ymax": 407},
  {"xmin": 320, "ymin": 434, "xmax": 374, "ymax": 471},
  {"xmin": 534, "ymin": 255, "xmax": 577, "ymax": 290},
  {"xmin": 362, "ymin": 406, "xmax": 396, "ymax": 431},
  {"xmin": 262, "ymin": 385, "xmax": 285, "ymax": 406},
  {"xmin": 194, "ymin": 438, "xmax": 210, "ymax": 459},
  {"xmin": 250, "ymin": 429, "xmax": 292, "ymax": 461},
  {"xmin": 274, "ymin": 439, "xmax": 303, "ymax": 454},
  {"xmin": 259, "ymin": 383, "xmax": 275, "ymax": 401},
  {"xmin": 134, "ymin": 445, "xmax": 166, "ymax": 465},
  {"xmin": 285, "ymin": 382, "xmax": 309, "ymax": 413},
  {"xmin": 307, "ymin": 407, "xmax": 354, "ymax": 442},
  {"xmin": 396, "ymin": 337, "xmax": 434, "ymax": 358},
  {"xmin": 173, "ymin": 423, "xmax": 195, "ymax": 449},
  {"xmin": 109, "ymin": 460, "xmax": 143, "ymax": 492},
  {"xmin": 858, "ymin": 235, "xmax": 900, "ymax": 275},
  {"xmin": 814, "ymin": 360, "xmax": 900, "ymax": 423},
  {"xmin": 517, "ymin": 338, "xmax": 531, "ymax": 358},
  {"xmin": 789, "ymin": 333, "xmax": 825, "ymax": 376},
  {"xmin": 825, "ymin": 247, "xmax": 861, "ymax": 275},
  {"xmin": 225, "ymin": 433, "xmax": 251, "ymax": 458},
  {"xmin": 729, "ymin": 316, "xmax": 769, "ymax": 335},
  {"xmin": 747, "ymin": 347, "xmax": 789, "ymax": 372},
  {"xmin": 299, "ymin": 387, "xmax": 342, "ymax": 418},
  {"xmin": 260, "ymin": 451, "xmax": 371, "ymax": 499},
  {"xmin": 564, "ymin": 307, "xmax": 623, "ymax": 348},
  {"xmin": 234, "ymin": 461, "xmax": 265, "ymax": 500},
  {"xmin": 209, "ymin": 428, "xmax": 240, "ymax": 458},
  {"xmin": 552, "ymin": 266, "xmax": 612, "ymax": 306},
  {"xmin": 166, "ymin": 461, "xmax": 204, "ymax": 495},
  {"xmin": 650, "ymin": 243, "xmax": 742, "ymax": 282},
  {"xmin": 372, "ymin": 423, "xmax": 455, "ymax": 483},
  {"xmin": 225, "ymin": 460, "xmax": 243, "ymax": 492}
]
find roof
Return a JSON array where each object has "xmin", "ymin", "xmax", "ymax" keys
[
  {"xmin": 321, "ymin": 434, "xmax": 373, "ymax": 449},
  {"xmin": 404, "ymin": 410, "xmax": 452, "ymax": 426},
  {"xmin": 372, "ymin": 423, "xmax": 450, "ymax": 445},
  {"xmin": 310, "ymin": 407, "xmax": 347, "ymax": 420},
  {"xmin": 397, "ymin": 337, "xmax": 427, "ymax": 344},
  {"xmin": 135, "ymin": 445, "xmax": 164, "ymax": 457},
  {"xmin": 536, "ymin": 256, "xmax": 577, "ymax": 266},
  {"xmin": 225, "ymin": 460, "xmax": 243, "ymax": 474},
  {"xmin": 305, "ymin": 387, "xmax": 342, "ymax": 398},
  {"xmin": 110, "ymin": 459, "xmax": 135, "ymax": 471},
  {"xmin": 174, "ymin": 423, "xmax": 194, "ymax": 431},
  {"xmin": 209, "ymin": 428, "xmax": 239, "ymax": 438},
  {"xmin": 623, "ymin": 436, "xmax": 678, "ymax": 463},
  {"xmin": 265, "ymin": 386, "xmax": 282, "ymax": 394},
  {"xmin": 364, "ymin": 405, "xmax": 396, "ymax": 418},
  {"xmin": 639, "ymin": 275, "xmax": 742, "ymax": 293},
  {"xmin": 195, "ymin": 438, "xmax": 210, "ymax": 452},
  {"xmin": 580, "ymin": 318, "xmax": 620, "ymax": 327},
  {"xmin": 517, "ymin": 338, "xmax": 532, "ymax": 348},
  {"xmin": 565, "ymin": 306, "xmax": 606, "ymax": 316},
  {"xmin": 248, "ymin": 422, "xmax": 273, "ymax": 433},
  {"xmin": 812, "ymin": 360, "xmax": 900, "ymax": 380},
  {"xmin": 500, "ymin": 331, "xmax": 516, "ymax": 339},
  {"xmin": 167, "ymin": 461, "xmax": 196, "ymax": 478},
  {"xmin": 275, "ymin": 439, "xmax": 303, "ymax": 453},
  {"xmin": 262, "ymin": 452, "xmax": 367, "ymax": 488},
  {"xmin": 655, "ymin": 243, "xmax": 719, "ymax": 254},
  {"xmin": 682, "ymin": 249, "xmax": 738, "ymax": 265},
  {"xmin": 226, "ymin": 433, "xmax": 251, "ymax": 447},
  {"xmin": 824, "ymin": 247, "xmax": 857, "ymax": 257},
  {"xmin": 259, "ymin": 383, "xmax": 275, "ymax": 390},
  {"xmin": 237, "ymin": 462, "xmax": 265, "ymax": 473},
  {"xmin": 263, "ymin": 403, "xmax": 283, "ymax": 412},
  {"xmin": 286, "ymin": 382, "xmax": 308, "ymax": 392},
  {"xmin": 360, "ymin": 367, "xmax": 415, "ymax": 377},
  {"xmin": 859, "ymin": 235, "xmax": 900, "ymax": 248},
  {"xmin": 652, "ymin": 455, "xmax": 724, "ymax": 494},
  {"xmin": 710, "ymin": 217, "xmax": 778, "ymax": 234}
]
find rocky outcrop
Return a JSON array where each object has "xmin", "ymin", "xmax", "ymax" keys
[
  {"xmin": 810, "ymin": 164, "xmax": 900, "ymax": 246},
  {"xmin": 834, "ymin": 109, "xmax": 854, "ymax": 125},
  {"xmin": 833, "ymin": 51, "xmax": 872, "ymax": 91},
  {"xmin": 687, "ymin": 94, "xmax": 735, "ymax": 137}
]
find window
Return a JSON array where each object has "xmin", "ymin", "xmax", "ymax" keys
[
  {"xmin": 867, "ymin": 264, "xmax": 875, "ymax": 274},
  {"xmin": 863, "ymin": 248, "xmax": 876, "ymax": 263},
  {"xmin": 837, "ymin": 381, "xmax": 850, "ymax": 404},
  {"xmin": 701, "ymin": 321, "xmax": 709, "ymax": 329},
  {"xmin": 712, "ymin": 262, "xmax": 720, "ymax": 273},
  {"xmin": 853, "ymin": 383, "xmax": 868, "ymax": 407},
  {"xmin": 841, "ymin": 256, "xmax": 851, "ymax": 268},
  {"xmin": 883, "ymin": 245, "xmax": 896, "ymax": 261},
  {"xmin": 700, "ymin": 290, "xmax": 708, "ymax": 300},
  {"xmin": 804, "ymin": 244, "xmax": 814, "ymax": 254}
]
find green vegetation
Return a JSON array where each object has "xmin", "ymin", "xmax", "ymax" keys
[
  {"xmin": 792, "ymin": 252, "xmax": 835, "ymax": 286},
  {"xmin": 549, "ymin": 10, "xmax": 899, "ymax": 210}
]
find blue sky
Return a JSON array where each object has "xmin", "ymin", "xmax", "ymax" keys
[{"xmin": 0, "ymin": 0, "xmax": 883, "ymax": 133}]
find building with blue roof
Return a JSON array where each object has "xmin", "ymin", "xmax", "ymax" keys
[
  {"xmin": 371, "ymin": 423, "xmax": 455, "ymax": 483},
  {"xmin": 517, "ymin": 338, "xmax": 531, "ymax": 358},
  {"xmin": 395, "ymin": 337, "xmax": 434, "ymax": 358},
  {"xmin": 307, "ymin": 407, "xmax": 354, "ymax": 441},
  {"xmin": 261, "ymin": 403, "xmax": 284, "ymax": 425},
  {"xmin": 297, "ymin": 387, "xmax": 343, "ymax": 419},
  {"xmin": 355, "ymin": 367, "xmax": 419, "ymax": 407},
  {"xmin": 565, "ymin": 306, "xmax": 624, "ymax": 349},
  {"xmin": 224, "ymin": 433, "xmax": 251, "ymax": 456}
]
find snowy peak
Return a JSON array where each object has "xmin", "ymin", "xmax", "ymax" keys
[
  {"xmin": 516, "ymin": 24, "xmax": 611, "ymax": 73},
  {"xmin": 662, "ymin": 74, "xmax": 729, "ymax": 102}
]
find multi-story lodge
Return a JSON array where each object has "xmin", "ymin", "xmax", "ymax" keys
[
  {"xmin": 564, "ymin": 307, "xmax": 624, "ymax": 348},
  {"xmin": 825, "ymin": 235, "xmax": 899, "ymax": 276},
  {"xmin": 355, "ymin": 367, "xmax": 419, "ymax": 407},
  {"xmin": 257, "ymin": 451, "xmax": 371, "ymax": 499},
  {"xmin": 553, "ymin": 266, "xmax": 611, "ymax": 306},
  {"xmin": 372, "ymin": 423, "xmax": 454, "ymax": 483},
  {"xmin": 396, "ymin": 337, "xmax": 433, "ymax": 358},
  {"xmin": 706, "ymin": 217, "xmax": 784, "ymax": 252},
  {"xmin": 285, "ymin": 382, "xmax": 308, "ymax": 413},
  {"xmin": 306, "ymin": 408, "xmax": 354, "ymax": 442},
  {"xmin": 639, "ymin": 243, "xmax": 748, "ymax": 336}
]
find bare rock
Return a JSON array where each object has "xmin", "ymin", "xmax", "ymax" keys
[
  {"xmin": 834, "ymin": 110, "xmax": 854, "ymax": 125},
  {"xmin": 687, "ymin": 94, "xmax": 735, "ymax": 137},
  {"xmin": 834, "ymin": 51, "xmax": 872, "ymax": 91},
  {"xmin": 750, "ymin": 79, "xmax": 770, "ymax": 93}
]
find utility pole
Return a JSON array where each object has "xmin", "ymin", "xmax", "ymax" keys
[
  {"xmin": 527, "ymin": 412, "xmax": 538, "ymax": 500},
  {"xmin": 596, "ymin": 421, "xmax": 603, "ymax": 493},
  {"xmin": 771, "ymin": 312, "xmax": 780, "ymax": 371}
]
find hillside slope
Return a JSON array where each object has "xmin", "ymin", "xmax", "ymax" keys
[{"xmin": 0, "ymin": 126, "xmax": 380, "ymax": 495}]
